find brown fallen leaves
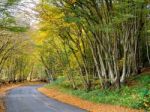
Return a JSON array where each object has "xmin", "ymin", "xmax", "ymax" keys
[{"xmin": 38, "ymin": 87, "xmax": 143, "ymax": 112}]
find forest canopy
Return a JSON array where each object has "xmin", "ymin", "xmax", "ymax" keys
[
  {"xmin": 35, "ymin": 0, "xmax": 150, "ymax": 90},
  {"xmin": 0, "ymin": 0, "xmax": 149, "ymax": 91}
]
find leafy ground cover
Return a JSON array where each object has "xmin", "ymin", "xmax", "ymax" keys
[{"xmin": 45, "ymin": 73, "xmax": 150, "ymax": 111}]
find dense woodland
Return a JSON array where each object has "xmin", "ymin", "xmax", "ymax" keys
[
  {"xmin": 38, "ymin": 0, "xmax": 150, "ymax": 90},
  {"xmin": 0, "ymin": 0, "xmax": 150, "ymax": 91}
]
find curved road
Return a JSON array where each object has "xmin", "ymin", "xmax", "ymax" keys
[{"xmin": 5, "ymin": 85, "xmax": 87, "ymax": 112}]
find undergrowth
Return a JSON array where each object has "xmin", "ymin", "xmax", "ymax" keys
[{"xmin": 45, "ymin": 73, "xmax": 150, "ymax": 111}]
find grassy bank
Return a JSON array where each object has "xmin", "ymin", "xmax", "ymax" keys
[{"xmin": 45, "ymin": 73, "xmax": 150, "ymax": 111}]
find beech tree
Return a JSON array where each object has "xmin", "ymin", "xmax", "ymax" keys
[{"xmin": 37, "ymin": 0, "xmax": 150, "ymax": 90}]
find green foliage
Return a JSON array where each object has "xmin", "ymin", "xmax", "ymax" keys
[
  {"xmin": 38, "ymin": 0, "xmax": 150, "ymax": 91},
  {"xmin": 133, "ymin": 88, "xmax": 150, "ymax": 110},
  {"xmin": 6, "ymin": 26, "xmax": 28, "ymax": 32},
  {"xmin": 46, "ymin": 73, "xmax": 150, "ymax": 110},
  {"xmin": 7, "ymin": 0, "xmax": 21, "ymax": 5},
  {"xmin": 64, "ymin": 16, "xmax": 81, "ymax": 23},
  {"xmin": 0, "ymin": 0, "xmax": 29, "ymax": 33}
]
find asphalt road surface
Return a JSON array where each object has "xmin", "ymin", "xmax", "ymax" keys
[{"xmin": 5, "ymin": 85, "xmax": 87, "ymax": 112}]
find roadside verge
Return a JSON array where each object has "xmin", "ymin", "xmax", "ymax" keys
[{"xmin": 38, "ymin": 87, "xmax": 143, "ymax": 112}]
